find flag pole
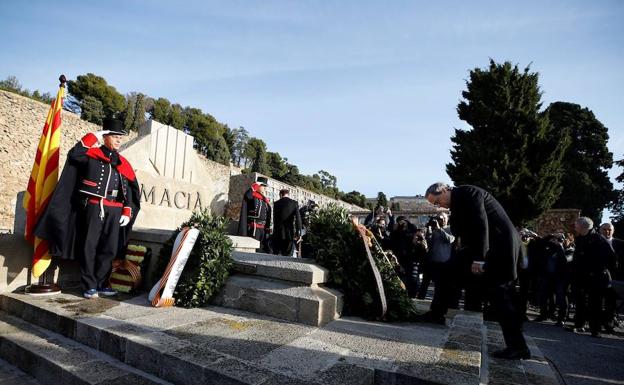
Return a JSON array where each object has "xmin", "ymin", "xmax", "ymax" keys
[{"xmin": 25, "ymin": 75, "xmax": 66, "ymax": 296}]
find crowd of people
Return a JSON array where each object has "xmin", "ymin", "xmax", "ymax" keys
[{"xmin": 364, "ymin": 183, "xmax": 623, "ymax": 359}]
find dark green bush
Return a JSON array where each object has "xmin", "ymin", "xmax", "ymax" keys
[
  {"xmin": 154, "ymin": 209, "xmax": 233, "ymax": 308},
  {"xmin": 306, "ymin": 204, "xmax": 418, "ymax": 321}
]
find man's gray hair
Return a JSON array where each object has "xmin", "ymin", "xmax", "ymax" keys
[
  {"xmin": 425, "ymin": 182, "xmax": 450, "ymax": 197},
  {"xmin": 576, "ymin": 216, "xmax": 593, "ymax": 231},
  {"xmin": 600, "ymin": 222, "xmax": 614, "ymax": 230}
]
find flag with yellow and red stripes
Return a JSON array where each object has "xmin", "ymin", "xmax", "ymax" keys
[{"xmin": 23, "ymin": 84, "xmax": 65, "ymax": 278}]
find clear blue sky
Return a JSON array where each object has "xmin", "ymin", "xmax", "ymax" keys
[{"xmin": 1, "ymin": 0, "xmax": 623, "ymax": 200}]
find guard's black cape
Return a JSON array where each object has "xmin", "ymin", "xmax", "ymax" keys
[{"xmin": 33, "ymin": 154, "xmax": 141, "ymax": 261}]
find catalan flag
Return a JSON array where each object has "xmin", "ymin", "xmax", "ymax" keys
[{"xmin": 23, "ymin": 80, "xmax": 65, "ymax": 278}]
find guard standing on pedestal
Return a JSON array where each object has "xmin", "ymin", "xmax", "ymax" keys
[
  {"xmin": 35, "ymin": 118, "xmax": 141, "ymax": 298},
  {"xmin": 237, "ymin": 176, "xmax": 272, "ymax": 252}
]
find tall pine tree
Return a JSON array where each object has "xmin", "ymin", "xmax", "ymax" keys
[
  {"xmin": 447, "ymin": 60, "xmax": 568, "ymax": 225},
  {"xmin": 546, "ymin": 102, "xmax": 614, "ymax": 223}
]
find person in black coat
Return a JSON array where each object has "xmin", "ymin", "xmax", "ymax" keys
[
  {"xmin": 596, "ymin": 222, "xmax": 622, "ymax": 333},
  {"xmin": 238, "ymin": 177, "xmax": 272, "ymax": 253},
  {"xmin": 532, "ymin": 234, "xmax": 569, "ymax": 325},
  {"xmin": 425, "ymin": 182, "xmax": 529, "ymax": 360},
  {"xmin": 34, "ymin": 119, "xmax": 140, "ymax": 299},
  {"xmin": 272, "ymin": 189, "xmax": 302, "ymax": 257},
  {"xmin": 570, "ymin": 218, "xmax": 616, "ymax": 337}
]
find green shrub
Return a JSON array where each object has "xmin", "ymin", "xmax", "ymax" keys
[
  {"xmin": 154, "ymin": 209, "xmax": 233, "ymax": 308},
  {"xmin": 305, "ymin": 204, "xmax": 418, "ymax": 321}
]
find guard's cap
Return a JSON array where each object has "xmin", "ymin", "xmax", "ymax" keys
[{"xmin": 103, "ymin": 118, "xmax": 127, "ymax": 135}]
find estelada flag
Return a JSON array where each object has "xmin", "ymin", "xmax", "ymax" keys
[{"xmin": 22, "ymin": 82, "xmax": 65, "ymax": 278}]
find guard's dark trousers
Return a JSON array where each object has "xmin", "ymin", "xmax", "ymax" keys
[{"xmin": 78, "ymin": 203, "xmax": 122, "ymax": 291}]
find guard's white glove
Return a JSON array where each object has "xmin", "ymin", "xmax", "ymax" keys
[
  {"xmin": 94, "ymin": 130, "xmax": 111, "ymax": 142},
  {"xmin": 119, "ymin": 215, "xmax": 130, "ymax": 227}
]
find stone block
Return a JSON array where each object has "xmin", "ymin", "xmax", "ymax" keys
[
  {"xmin": 231, "ymin": 251, "xmax": 328, "ymax": 284},
  {"xmin": 228, "ymin": 236, "xmax": 260, "ymax": 251}
]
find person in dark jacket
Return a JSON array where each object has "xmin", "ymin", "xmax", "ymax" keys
[
  {"xmin": 389, "ymin": 216, "xmax": 421, "ymax": 298},
  {"xmin": 600, "ymin": 223, "xmax": 624, "ymax": 332},
  {"xmin": 272, "ymin": 189, "xmax": 302, "ymax": 257},
  {"xmin": 34, "ymin": 119, "xmax": 140, "ymax": 299},
  {"xmin": 425, "ymin": 182, "xmax": 529, "ymax": 360},
  {"xmin": 238, "ymin": 177, "xmax": 272, "ymax": 252},
  {"xmin": 569, "ymin": 218, "xmax": 617, "ymax": 337},
  {"xmin": 533, "ymin": 234, "xmax": 569, "ymax": 325}
]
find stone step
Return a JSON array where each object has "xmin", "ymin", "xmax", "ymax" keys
[
  {"xmin": 0, "ymin": 357, "xmax": 42, "ymax": 385},
  {"xmin": 0, "ymin": 292, "xmax": 484, "ymax": 385},
  {"xmin": 0, "ymin": 311, "xmax": 171, "ymax": 385},
  {"xmin": 213, "ymin": 274, "xmax": 343, "ymax": 327},
  {"xmin": 228, "ymin": 235, "xmax": 260, "ymax": 253},
  {"xmin": 231, "ymin": 251, "xmax": 328, "ymax": 285}
]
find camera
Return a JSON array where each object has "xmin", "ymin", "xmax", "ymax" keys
[{"xmin": 426, "ymin": 215, "xmax": 442, "ymax": 228}]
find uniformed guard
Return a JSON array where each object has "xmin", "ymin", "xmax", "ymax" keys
[
  {"xmin": 35, "ymin": 118, "xmax": 141, "ymax": 298},
  {"xmin": 237, "ymin": 176, "xmax": 272, "ymax": 252}
]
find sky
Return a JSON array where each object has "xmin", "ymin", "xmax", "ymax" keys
[{"xmin": 1, "ymin": 0, "xmax": 623, "ymax": 201}]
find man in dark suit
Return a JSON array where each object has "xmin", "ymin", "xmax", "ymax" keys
[
  {"xmin": 272, "ymin": 189, "xmax": 302, "ymax": 257},
  {"xmin": 600, "ymin": 223, "xmax": 623, "ymax": 332},
  {"xmin": 425, "ymin": 182, "xmax": 529, "ymax": 360}
]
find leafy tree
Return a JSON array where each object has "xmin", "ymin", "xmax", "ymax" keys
[
  {"xmin": 150, "ymin": 97, "xmax": 171, "ymax": 123},
  {"xmin": 245, "ymin": 138, "xmax": 270, "ymax": 175},
  {"xmin": 342, "ymin": 191, "xmax": 368, "ymax": 208},
  {"xmin": 266, "ymin": 152, "xmax": 289, "ymax": 179},
  {"xmin": 202, "ymin": 135, "xmax": 231, "ymax": 165},
  {"xmin": 610, "ymin": 157, "xmax": 624, "ymax": 235},
  {"xmin": 231, "ymin": 127, "xmax": 250, "ymax": 167},
  {"xmin": 0, "ymin": 75, "xmax": 53, "ymax": 104},
  {"xmin": 123, "ymin": 93, "xmax": 136, "ymax": 131},
  {"xmin": 0, "ymin": 75, "xmax": 21, "ymax": 91},
  {"xmin": 68, "ymin": 73, "xmax": 125, "ymax": 120},
  {"xmin": 546, "ymin": 102, "xmax": 614, "ymax": 223},
  {"xmin": 376, "ymin": 192, "xmax": 388, "ymax": 209},
  {"xmin": 133, "ymin": 93, "xmax": 146, "ymax": 130},
  {"xmin": 80, "ymin": 95, "xmax": 105, "ymax": 125},
  {"xmin": 446, "ymin": 60, "xmax": 568, "ymax": 225},
  {"xmin": 169, "ymin": 103, "xmax": 186, "ymax": 129},
  {"xmin": 318, "ymin": 170, "xmax": 337, "ymax": 189}
]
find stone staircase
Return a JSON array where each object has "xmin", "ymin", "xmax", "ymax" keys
[
  {"xmin": 0, "ymin": 291, "xmax": 486, "ymax": 385},
  {"xmin": 214, "ymin": 250, "xmax": 343, "ymax": 326}
]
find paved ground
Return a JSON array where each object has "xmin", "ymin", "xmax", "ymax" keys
[{"xmin": 523, "ymin": 315, "xmax": 624, "ymax": 385}]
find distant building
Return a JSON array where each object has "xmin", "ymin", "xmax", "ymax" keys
[{"xmin": 358, "ymin": 195, "xmax": 447, "ymax": 228}]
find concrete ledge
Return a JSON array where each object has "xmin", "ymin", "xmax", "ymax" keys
[
  {"xmin": 0, "ymin": 292, "xmax": 486, "ymax": 385},
  {"xmin": 228, "ymin": 235, "xmax": 260, "ymax": 252},
  {"xmin": 213, "ymin": 274, "xmax": 342, "ymax": 327},
  {"xmin": 232, "ymin": 251, "xmax": 328, "ymax": 284},
  {"xmin": 485, "ymin": 321, "xmax": 560, "ymax": 385},
  {"xmin": 0, "ymin": 311, "xmax": 168, "ymax": 385}
]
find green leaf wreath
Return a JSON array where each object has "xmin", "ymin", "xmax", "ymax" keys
[
  {"xmin": 305, "ymin": 204, "xmax": 419, "ymax": 321},
  {"xmin": 154, "ymin": 209, "xmax": 233, "ymax": 308}
]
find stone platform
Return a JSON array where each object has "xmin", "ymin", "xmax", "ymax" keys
[
  {"xmin": 0, "ymin": 291, "xmax": 484, "ymax": 385},
  {"xmin": 215, "ymin": 251, "xmax": 343, "ymax": 327}
]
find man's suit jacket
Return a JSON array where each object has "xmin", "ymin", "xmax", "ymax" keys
[
  {"xmin": 273, "ymin": 197, "xmax": 302, "ymax": 241},
  {"xmin": 449, "ymin": 185, "xmax": 522, "ymax": 285},
  {"xmin": 611, "ymin": 237, "xmax": 624, "ymax": 280}
]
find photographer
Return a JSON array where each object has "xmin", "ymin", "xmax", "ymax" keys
[
  {"xmin": 389, "ymin": 216, "xmax": 421, "ymax": 297},
  {"xmin": 419, "ymin": 213, "xmax": 455, "ymax": 324}
]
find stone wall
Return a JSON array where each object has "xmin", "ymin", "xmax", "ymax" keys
[
  {"xmin": 0, "ymin": 90, "xmax": 137, "ymax": 232},
  {"xmin": 123, "ymin": 120, "xmax": 242, "ymax": 230}
]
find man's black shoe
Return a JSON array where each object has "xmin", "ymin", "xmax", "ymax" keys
[
  {"xmin": 417, "ymin": 311, "xmax": 446, "ymax": 325},
  {"xmin": 533, "ymin": 316, "xmax": 548, "ymax": 322},
  {"xmin": 491, "ymin": 348, "xmax": 531, "ymax": 360},
  {"xmin": 591, "ymin": 330, "xmax": 601, "ymax": 338}
]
